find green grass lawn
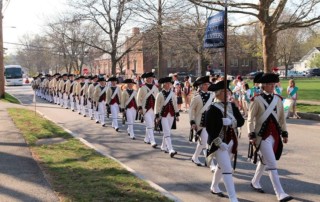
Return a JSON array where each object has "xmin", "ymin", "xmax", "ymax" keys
[
  {"xmin": 0, "ymin": 92, "xmax": 20, "ymax": 104},
  {"xmin": 8, "ymin": 108, "xmax": 171, "ymax": 202},
  {"xmin": 280, "ymin": 78, "xmax": 320, "ymax": 101},
  {"xmin": 297, "ymin": 103, "xmax": 320, "ymax": 114}
]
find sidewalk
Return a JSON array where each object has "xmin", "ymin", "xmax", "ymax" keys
[
  {"xmin": 0, "ymin": 102, "xmax": 59, "ymax": 202},
  {"xmin": 298, "ymin": 100, "xmax": 320, "ymax": 105}
]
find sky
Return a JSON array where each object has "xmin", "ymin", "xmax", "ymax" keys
[{"xmin": 3, "ymin": 0, "xmax": 68, "ymax": 53}]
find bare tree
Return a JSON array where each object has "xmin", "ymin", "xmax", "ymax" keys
[
  {"xmin": 68, "ymin": 0, "xmax": 141, "ymax": 75},
  {"xmin": 188, "ymin": 0, "xmax": 320, "ymax": 72},
  {"xmin": 45, "ymin": 15, "xmax": 98, "ymax": 74},
  {"xmin": 16, "ymin": 34, "xmax": 55, "ymax": 75},
  {"xmin": 132, "ymin": 0, "xmax": 191, "ymax": 77}
]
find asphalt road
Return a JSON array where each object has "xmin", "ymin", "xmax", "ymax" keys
[{"xmin": 6, "ymin": 85, "xmax": 320, "ymax": 202}]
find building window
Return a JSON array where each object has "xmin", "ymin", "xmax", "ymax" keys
[{"xmin": 231, "ymin": 58, "xmax": 238, "ymax": 67}]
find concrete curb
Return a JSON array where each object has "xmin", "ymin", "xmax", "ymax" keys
[
  {"xmin": 35, "ymin": 110, "xmax": 181, "ymax": 202},
  {"xmin": 297, "ymin": 112, "xmax": 320, "ymax": 121}
]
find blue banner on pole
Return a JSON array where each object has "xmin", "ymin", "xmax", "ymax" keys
[{"xmin": 204, "ymin": 11, "xmax": 225, "ymax": 49}]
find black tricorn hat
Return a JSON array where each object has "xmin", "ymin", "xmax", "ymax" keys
[
  {"xmin": 193, "ymin": 76, "xmax": 211, "ymax": 87},
  {"xmin": 208, "ymin": 80, "xmax": 231, "ymax": 92},
  {"xmin": 78, "ymin": 75, "xmax": 85, "ymax": 79},
  {"xmin": 158, "ymin": 76, "xmax": 173, "ymax": 84},
  {"xmin": 141, "ymin": 72, "xmax": 155, "ymax": 78},
  {"xmin": 68, "ymin": 74, "xmax": 74, "ymax": 77},
  {"xmin": 253, "ymin": 72, "xmax": 264, "ymax": 83},
  {"xmin": 45, "ymin": 74, "xmax": 51, "ymax": 77},
  {"xmin": 98, "ymin": 77, "xmax": 106, "ymax": 82},
  {"xmin": 91, "ymin": 75, "xmax": 98, "ymax": 79},
  {"xmin": 62, "ymin": 73, "xmax": 68, "ymax": 77},
  {"xmin": 257, "ymin": 73, "xmax": 279, "ymax": 83},
  {"xmin": 122, "ymin": 79, "xmax": 136, "ymax": 84},
  {"xmin": 107, "ymin": 77, "xmax": 118, "ymax": 82}
]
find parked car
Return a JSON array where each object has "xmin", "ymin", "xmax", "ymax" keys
[
  {"xmin": 279, "ymin": 70, "xmax": 304, "ymax": 78},
  {"xmin": 305, "ymin": 68, "xmax": 320, "ymax": 77},
  {"xmin": 245, "ymin": 71, "xmax": 262, "ymax": 79}
]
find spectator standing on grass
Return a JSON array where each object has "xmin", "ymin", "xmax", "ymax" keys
[
  {"xmin": 287, "ymin": 79, "xmax": 300, "ymax": 119},
  {"xmin": 183, "ymin": 76, "xmax": 192, "ymax": 112},
  {"xmin": 242, "ymin": 83, "xmax": 251, "ymax": 118}
]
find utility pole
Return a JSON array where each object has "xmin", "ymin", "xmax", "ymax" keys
[{"xmin": 0, "ymin": 0, "xmax": 4, "ymax": 98}]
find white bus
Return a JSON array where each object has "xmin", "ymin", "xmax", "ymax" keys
[{"xmin": 4, "ymin": 65, "xmax": 24, "ymax": 86}]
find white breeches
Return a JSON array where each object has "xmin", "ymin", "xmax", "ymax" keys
[
  {"xmin": 126, "ymin": 107, "xmax": 137, "ymax": 137},
  {"xmin": 111, "ymin": 103, "xmax": 119, "ymax": 129},
  {"xmin": 144, "ymin": 109, "xmax": 156, "ymax": 144},
  {"xmin": 160, "ymin": 114, "xmax": 174, "ymax": 152},
  {"xmin": 98, "ymin": 101, "xmax": 106, "ymax": 125}
]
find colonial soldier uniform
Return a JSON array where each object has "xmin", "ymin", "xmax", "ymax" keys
[
  {"xmin": 247, "ymin": 73, "xmax": 293, "ymax": 202},
  {"xmin": 189, "ymin": 76, "xmax": 214, "ymax": 166},
  {"xmin": 74, "ymin": 76, "xmax": 82, "ymax": 113},
  {"xmin": 206, "ymin": 80, "xmax": 244, "ymax": 202},
  {"xmin": 51, "ymin": 73, "xmax": 60, "ymax": 104},
  {"xmin": 87, "ymin": 75, "xmax": 99, "ymax": 120},
  {"xmin": 42, "ymin": 74, "xmax": 50, "ymax": 101},
  {"xmin": 93, "ymin": 78, "xmax": 108, "ymax": 126},
  {"xmin": 155, "ymin": 77, "xmax": 180, "ymax": 158},
  {"xmin": 106, "ymin": 77, "xmax": 121, "ymax": 131},
  {"xmin": 120, "ymin": 79, "xmax": 138, "ymax": 139},
  {"xmin": 83, "ymin": 76, "xmax": 92, "ymax": 117},
  {"xmin": 59, "ymin": 74, "xmax": 69, "ymax": 108},
  {"xmin": 136, "ymin": 72, "xmax": 159, "ymax": 148},
  {"xmin": 35, "ymin": 73, "xmax": 42, "ymax": 97},
  {"xmin": 49, "ymin": 74, "xmax": 57, "ymax": 103},
  {"xmin": 75, "ymin": 76, "xmax": 86, "ymax": 115},
  {"xmin": 65, "ymin": 74, "xmax": 75, "ymax": 110}
]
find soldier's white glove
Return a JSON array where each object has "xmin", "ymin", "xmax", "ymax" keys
[
  {"xmin": 219, "ymin": 143, "xmax": 228, "ymax": 151},
  {"xmin": 222, "ymin": 118, "xmax": 232, "ymax": 126}
]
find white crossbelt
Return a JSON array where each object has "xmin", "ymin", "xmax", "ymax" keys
[
  {"xmin": 257, "ymin": 95, "xmax": 279, "ymax": 123},
  {"xmin": 125, "ymin": 91, "xmax": 137, "ymax": 107}
]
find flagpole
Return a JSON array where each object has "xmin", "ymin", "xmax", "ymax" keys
[{"xmin": 223, "ymin": 0, "xmax": 228, "ymax": 119}]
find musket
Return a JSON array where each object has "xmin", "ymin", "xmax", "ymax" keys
[
  {"xmin": 233, "ymin": 151, "xmax": 238, "ymax": 170},
  {"xmin": 188, "ymin": 128, "xmax": 194, "ymax": 142},
  {"xmin": 122, "ymin": 111, "xmax": 126, "ymax": 125},
  {"xmin": 106, "ymin": 104, "xmax": 110, "ymax": 118},
  {"xmin": 154, "ymin": 118, "xmax": 161, "ymax": 133}
]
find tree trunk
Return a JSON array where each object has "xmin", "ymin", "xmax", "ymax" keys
[{"xmin": 260, "ymin": 23, "xmax": 277, "ymax": 73}]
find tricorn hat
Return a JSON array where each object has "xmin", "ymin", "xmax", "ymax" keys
[
  {"xmin": 141, "ymin": 72, "xmax": 155, "ymax": 78},
  {"xmin": 257, "ymin": 73, "xmax": 279, "ymax": 83},
  {"xmin": 122, "ymin": 79, "xmax": 136, "ymax": 84},
  {"xmin": 98, "ymin": 77, "xmax": 106, "ymax": 82},
  {"xmin": 208, "ymin": 80, "xmax": 231, "ymax": 92},
  {"xmin": 107, "ymin": 77, "xmax": 118, "ymax": 82},
  {"xmin": 253, "ymin": 72, "xmax": 264, "ymax": 83},
  {"xmin": 62, "ymin": 73, "xmax": 68, "ymax": 77},
  {"xmin": 68, "ymin": 74, "xmax": 74, "ymax": 77},
  {"xmin": 91, "ymin": 75, "xmax": 98, "ymax": 79},
  {"xmin": 158, "ymin": 76, "xmax": 173, "ymax": 84},
  {"xmin": 193, "ymin": 76, "xmax": 211, "ymax": 87},
  {"xmin": 78, "ymin": 75, "xmax": 85, "ymax": 79}
]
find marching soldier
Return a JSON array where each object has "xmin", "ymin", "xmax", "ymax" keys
[
  {"xmin": 247, "ymin": 73, "xmax": 293, "ymax": 202},
  {"xmin": 93, "ymin": 77, "xmax": 108, "ymax": 126},
  {"xmin": 59, "ymin": 73, "xmax": 69, "ymax": 108},
  {"xmin": 189, "ymin": 76, "xmax": 214, "ymax": 166},
  {"xmin": 121, "ymin": 79, "xmax": 138, "ymax": 139},
  {"xmin": 65, "ymin": 74, "xmax": 75, "ymax": 110},
  {"xmin": 206, "ymin": 80, "xmax": 244, "ymax": 202},
  {"xmin": 75, "ymin": 76, "xmax": 87, "ymax": 115},
  {"xmin": 106, "ymin": 76, "xmax": 121, "ymax": 131},
  {"xmin": 55, "ymin": 75, "xmax": 63, "ymax": 105},
  {"xmin": 154, "ymin": 77, "xmax": 180, "ymax": 158},
  {"xmin": 137, "ymin": 72, "xmax": 159, "ymax": 148},
  {"xmin": 83, "ymin": 76, "xmax": 92, "ymax": 117},
  {"xmin": 87, "ymin": 75, "xmax": 99, "ymax": 120},
  {"xmin": 74, "ymin": 76, "xmax": 82, "ymax": 113},
  {"xmin": 51, "ymin": 73, "xmax": 60, "ymax": 104}
]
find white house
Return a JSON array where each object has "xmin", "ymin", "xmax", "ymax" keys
[{"xmin": 293, "ymin": 47, "xmax": 320, "ymax": 71}]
